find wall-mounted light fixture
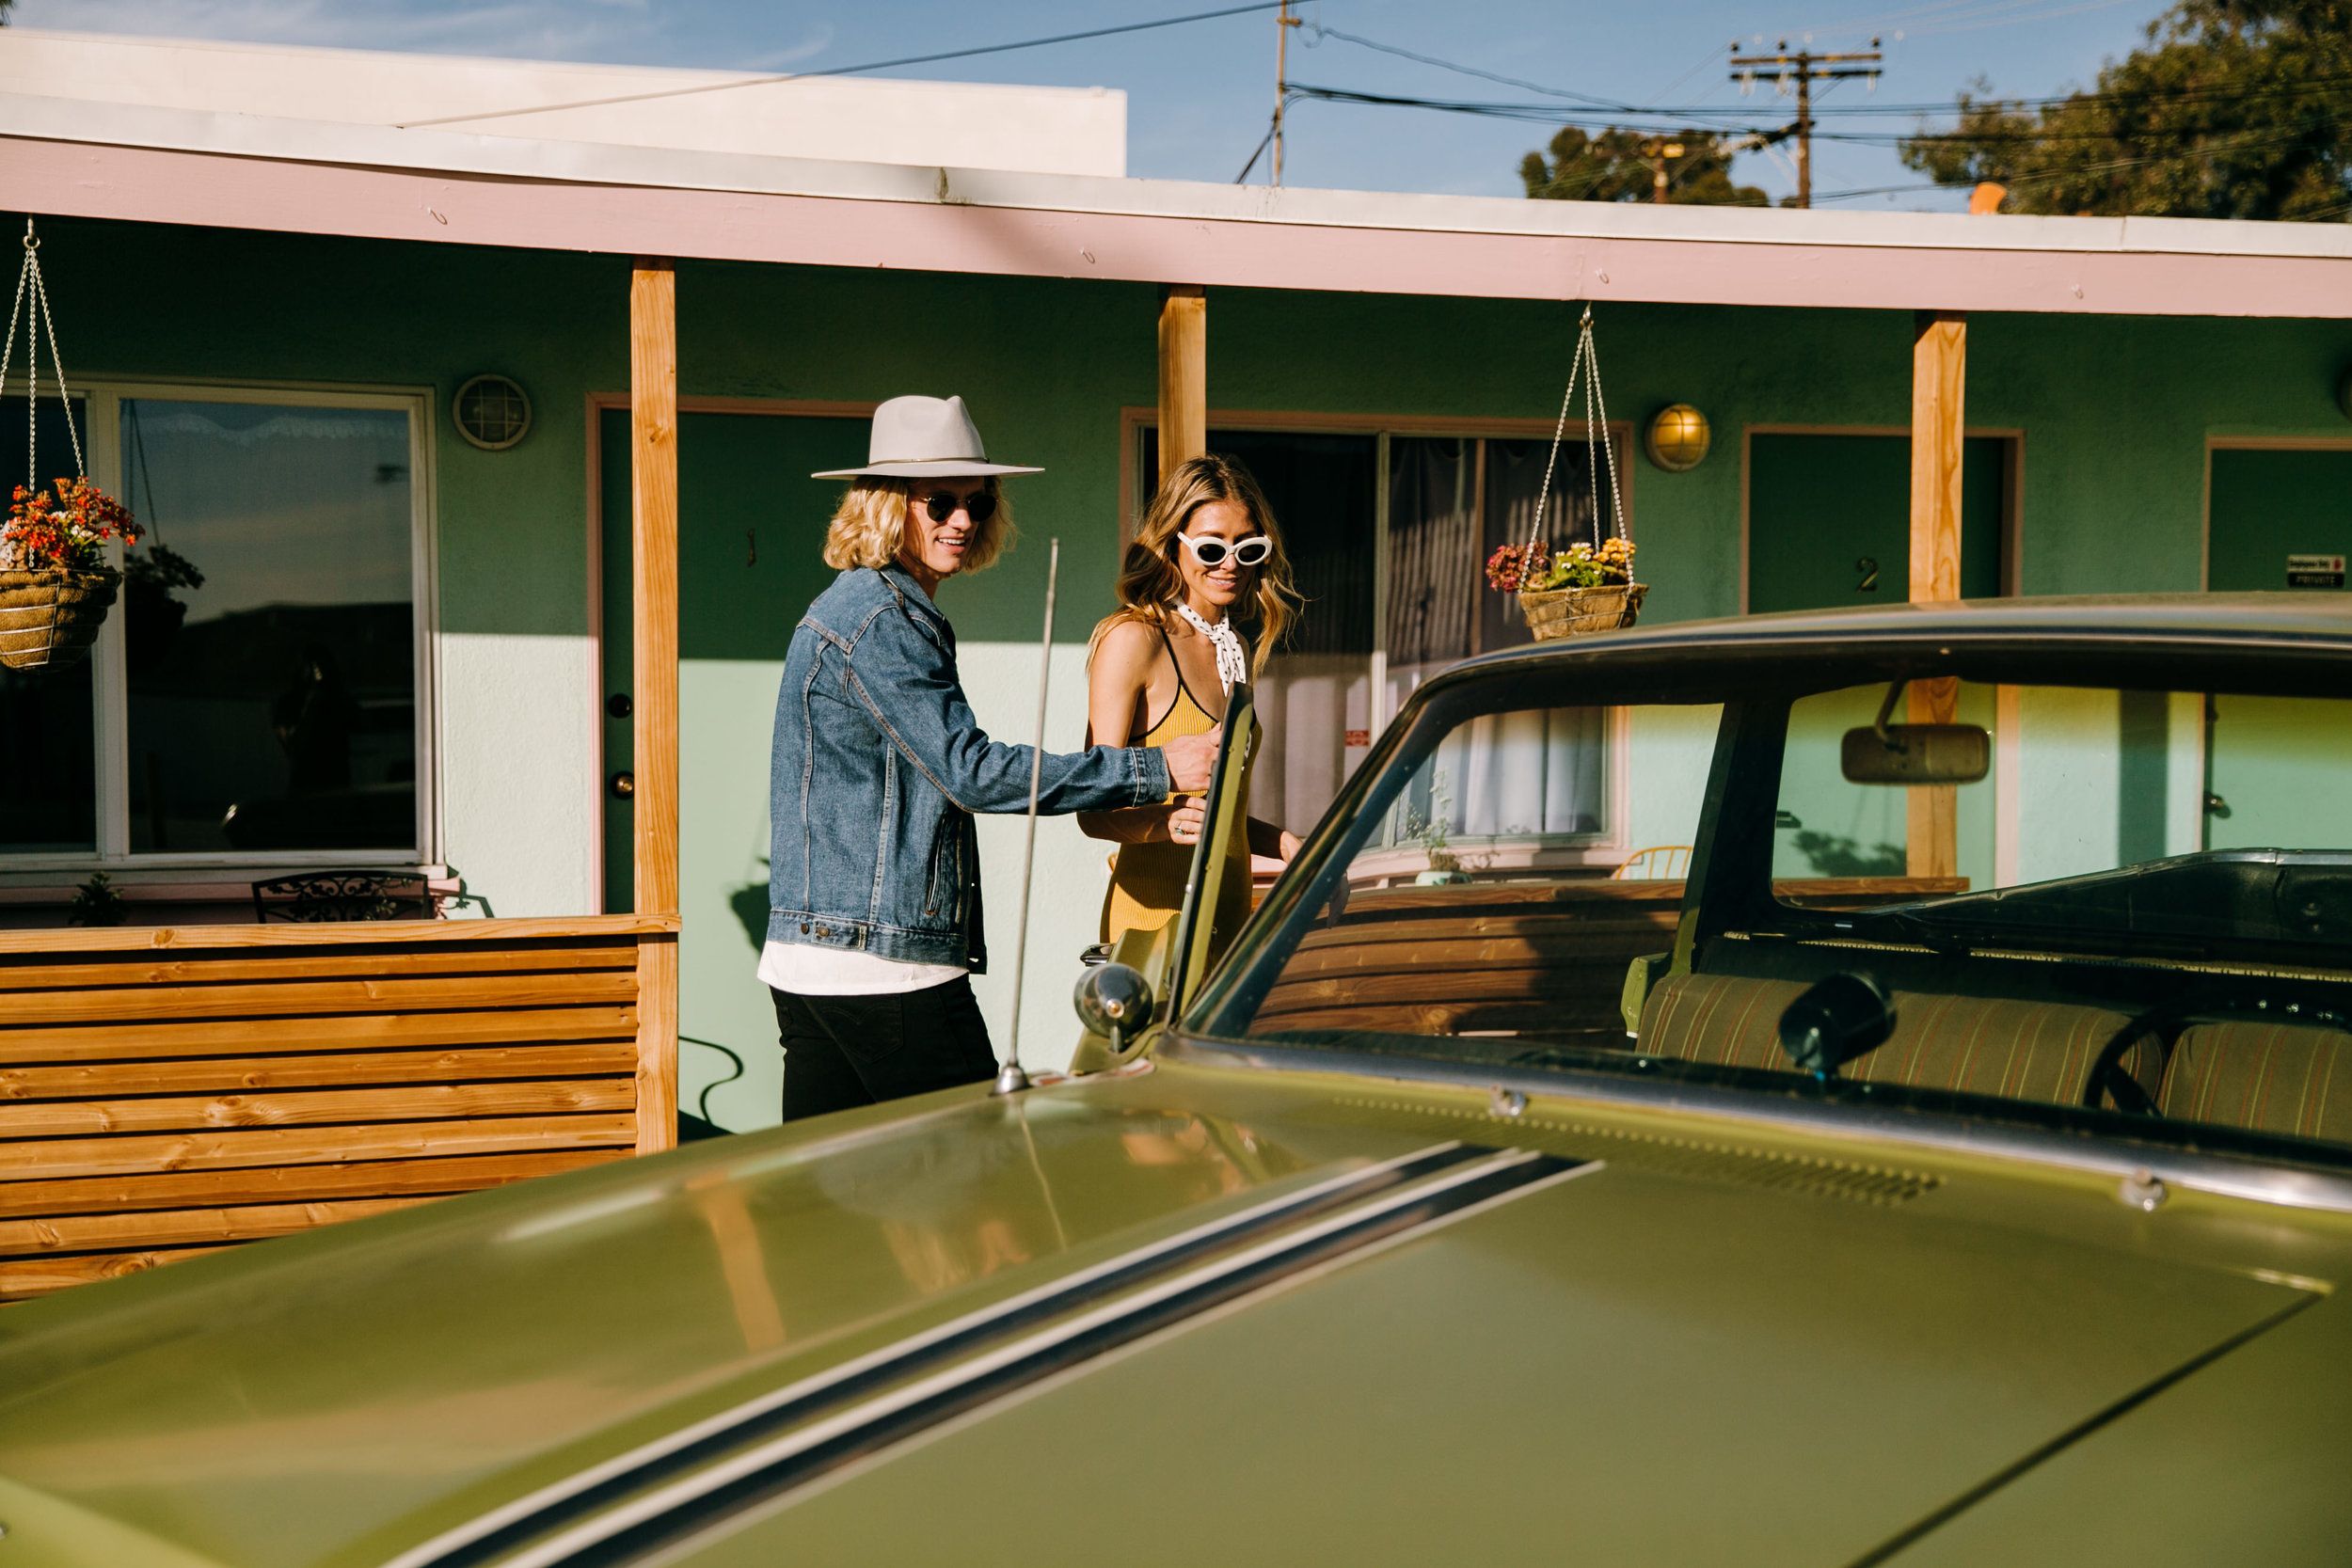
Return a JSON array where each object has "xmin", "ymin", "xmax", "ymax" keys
[
  {"xmin": 453, "ymin": 373, "xmax": 532, "ymax": 451},
  {"xmin": 1645, "ymin": 404, "xmax": 1711, "ymax": 472}
]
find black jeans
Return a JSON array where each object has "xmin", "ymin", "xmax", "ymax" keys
[{"xmin": 773, "ymin": 975, "xmax": 996, "ymax": 1121}]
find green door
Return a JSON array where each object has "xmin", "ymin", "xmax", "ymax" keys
[
  {"xmin": 2207, "ymin": 448, "xmax": 2352, "ymax": 593},
  {"xmin": 600, "ymin": 407, "xmax": 869, "ymax": 1131},
  {"xmin": 1747, "ymin": 434, "xmax": 2005, "ymax": 614},
  {"xmin": 2204, "ymin": 447, "xmax": 2352, "ymax": 851}
]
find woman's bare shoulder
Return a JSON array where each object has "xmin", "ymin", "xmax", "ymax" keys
[{"xmin": 1089, "ymin": 612, "xmax": 1165, "ymax": 670}]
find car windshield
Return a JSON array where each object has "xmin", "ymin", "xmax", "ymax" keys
[{"xmin": 1193, "ymin": 649, "xmax": 2352, "ymax": 1166}]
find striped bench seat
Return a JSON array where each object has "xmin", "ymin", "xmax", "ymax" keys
[
  {"xmin": 2159, "ymin": 1021, "xmax": 2352, "ymax": 1143},
  {"xmin": 1637, "ymin": 972, "xmax": 2162, "ymax": 1108}
]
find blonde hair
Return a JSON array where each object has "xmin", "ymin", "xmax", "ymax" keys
[
  {"xmin": 821, "ymin": 476, "xmax": 1017, "ymax": 574},
  {"xmin": 1091, "ymin": 453, "xmax": 1300, "ymax": 680}
]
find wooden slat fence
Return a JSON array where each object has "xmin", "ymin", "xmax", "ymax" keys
[{"xmin": 0, "ymin": 914, "xmax": 676, "ymax": 1302}]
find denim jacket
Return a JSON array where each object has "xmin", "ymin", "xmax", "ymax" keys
[{"xmin": 768, "ymin": 565, "xmax": 1171, "ymax": 972}]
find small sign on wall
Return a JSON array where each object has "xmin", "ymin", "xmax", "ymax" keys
[{"xmin": 2287, "ymin": 554, "xmax": 2346, "ymax": 588}]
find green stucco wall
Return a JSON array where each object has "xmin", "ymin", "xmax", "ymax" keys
[{"xmin": 27, "ymin": 214, "xmax": 2352, "ymax": 1125}]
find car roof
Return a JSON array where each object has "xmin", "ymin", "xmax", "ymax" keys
[{"xmin": 1447, "ymin": 593, "xmax": 2352, "ymax": 681}]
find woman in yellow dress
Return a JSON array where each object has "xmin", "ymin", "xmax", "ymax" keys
[{"xmin": 1081, "ymin": 454, "xmax": 1304, "ymax": 962}]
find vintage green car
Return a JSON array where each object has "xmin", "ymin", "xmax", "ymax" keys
[{"xmin": 6, "ymin": 594, "xmax": 2352, "ymax": 1566}]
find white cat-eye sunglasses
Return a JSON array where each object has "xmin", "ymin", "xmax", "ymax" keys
[{"xmin": 1175, "ymin": 532, "xmax": 1273, "ymax": 568}]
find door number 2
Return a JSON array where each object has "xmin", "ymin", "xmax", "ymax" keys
[{"xmin": 1854, "ymin": 556, "xmax": 1881, "ymax": 593}]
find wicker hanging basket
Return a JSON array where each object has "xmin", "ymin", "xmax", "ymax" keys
[
  {"xmin": 0, "ymin": 565, "xmax": 120, "ymax": 670},
  {"xmin": 1519, "ymin": 579, "xmax": 1647, "ymax": 641}
]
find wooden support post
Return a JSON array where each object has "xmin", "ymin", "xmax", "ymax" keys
[
  {"xmin": 630, "ymin": 258, "xmax": 680, "ymax": 1155},
  {"xmin": 1157, "ymin": 284, "xmax": 1207, "ymax": 483},
  {"xmin": 1908, "ymin": 309, "xmax": 1965, "ymax": 882}
]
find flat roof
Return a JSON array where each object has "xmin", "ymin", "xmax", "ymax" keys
[
  {"xmin": 0, "ymin": 28, "xmax": 1126, "ymax": 177},
  {"xmin": 5, "ymin": 50, "xmax": 2347, "ymax": 318}
]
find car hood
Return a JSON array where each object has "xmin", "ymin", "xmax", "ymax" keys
[{"xmin": 0, "ymin": 1061, "xmax": 2326, "ymax": 1568}]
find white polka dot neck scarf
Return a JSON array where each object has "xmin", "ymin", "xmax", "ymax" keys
[{"xmin": 1173, "ymin": 601, "xmax": 1248, "ymax": 694}]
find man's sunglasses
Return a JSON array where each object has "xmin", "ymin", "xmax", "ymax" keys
[
  {"xmin": 916, "ymin": 490, "xmax": 998, "ymax": 524},
  {"xmin": 1175, "ymin": 532, "xmax": 1273, "ymax": 568}
]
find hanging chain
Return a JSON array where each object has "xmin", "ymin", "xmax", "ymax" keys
[
  {"xmin": 21, "ymin": 228, "xmax": 33, "ymax": 499},
  {"xmin": 5, "ymin": 220, "xmax": 88, "ymax": 498},
  {"xmin": 1582, "ymin": 309, "xmax": 1626, "ymax": 546},
  {"xmin": 1525, "ymin": 305, "xmax": 1626, "ymax": 567}
]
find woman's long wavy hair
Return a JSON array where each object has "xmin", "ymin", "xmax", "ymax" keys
[
  {"xmin": 821, "ymin": 476, "xmax": 1016, "ymax": 574},
  {"xmin": 1094, "ymin": 453, "xmax": 1300, "ymax": 680}
]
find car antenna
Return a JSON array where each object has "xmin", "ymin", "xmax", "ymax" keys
[{"xmin": 993, "ymin": 536, "xmax": 1059, "ymax": 1096}]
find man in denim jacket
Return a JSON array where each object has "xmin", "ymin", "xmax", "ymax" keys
[{"xmin": 762, "ymin": 396, "xmax": 1218, "ymax": 1120}]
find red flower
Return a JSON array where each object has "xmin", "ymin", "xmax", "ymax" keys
[
  {"xmin": 1486, "ymin": 543, "xmax": 1530, "ymax": 593},
  {"xmin": 1, "ymin": 477, "xmax": 141, "ymax": 571}
]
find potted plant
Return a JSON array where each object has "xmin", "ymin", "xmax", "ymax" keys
[
  {"xmin": 1486, "ymin": 535, "xmax": 1647, "ymax": 641},
  {"xmin": 0, "ymin": 476, "xmax": 140, "ymax": 671},
  {"xmin": 1406, "ymin": 770, "xmax": 1470, "ymax": 886}
]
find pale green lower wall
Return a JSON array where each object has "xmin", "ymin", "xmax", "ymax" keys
[
  {"xmin": 676, "ymin": 644, "xmax": 1110, "ymax": 1129},
  {"xmin": 1624, "ymin": 706, "xmax": 1720, "ymax": 860},
  {"xmin": 437, "ymin": 632, "xmax": 601, "ymax": 918}
]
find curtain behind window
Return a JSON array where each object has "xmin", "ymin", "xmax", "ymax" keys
[{"xmin": 1384, "ymin": 436, "xmax": 1608, "ymax": 847}]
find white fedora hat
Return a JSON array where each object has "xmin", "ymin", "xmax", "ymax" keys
[{"xmin": 812, "ymin": 394, "xmax": 1042, "ymax": 480}]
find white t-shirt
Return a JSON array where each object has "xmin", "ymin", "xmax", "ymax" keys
[{"xmin": 756, "ymin": 939, "xmax": 965, "ymax": 997}]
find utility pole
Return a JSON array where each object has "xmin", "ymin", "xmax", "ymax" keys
[
  {"xmin": 1727, "ymin": 38, "xmax": 1881, "ymax": 208},
  {"xmin": 1272, "ymin": 0, "xmax": 1302, "ymax": 185},
  {"xmin": 1642, "ymin": 137, "xmax": 1687, "ymax": 204}
]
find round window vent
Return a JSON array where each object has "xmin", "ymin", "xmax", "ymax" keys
[{"xmin": 453, "ymin": 373, "xmax": 532, "ymax": 451}]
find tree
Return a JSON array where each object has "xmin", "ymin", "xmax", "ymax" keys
[
  {"xmin": 1520, "ymin": 127, "xmax": 1770, "ymax": 206},
  {"xmin": 1900, "ymin": 0, "xmax": 2352, "ymax": 220}
]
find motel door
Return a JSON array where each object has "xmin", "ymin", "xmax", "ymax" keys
[
  {"xmin": 1745, "ymin": 433, "xmax": 2007, "ymax": 614},
  {"xmin": 599, "ymin": 407, "xmax": 868, "ymax": 1130},
  {"xmin": 2202, "ymin": 447, "xmax": 2352, "ymax": 853},
  {"xmin": 1748, "ymin": 433, "xmax": 2008, "ymax": 887}
]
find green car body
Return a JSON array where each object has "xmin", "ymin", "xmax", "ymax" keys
[{"xmin": 6, "ymin": 595, "xmax": 2352, "ymax": 1567}]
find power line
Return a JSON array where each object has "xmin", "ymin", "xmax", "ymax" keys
[
  {"xmin": 1287, "ymin": 71, "xmax": 2352, "ymax": 135},
  {"xmin": 1306, "ymin": 23, "xmax": 1633, "ymax": 109},
  {"xmin": 396, "ymin": 0, "xmax": 1295, "ymax": 130}
]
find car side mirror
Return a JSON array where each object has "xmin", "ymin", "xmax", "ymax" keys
[
  {"xmin": 1779, "ymin": 972, "xmax": 1897, "ymax": 1079},
  {"xmin": 1074, "ymin": 961, "xmax": 1154, "ymax": 1057}
]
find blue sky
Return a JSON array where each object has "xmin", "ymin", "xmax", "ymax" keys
[{"xmin": 11, "ymin": 0, "xmax": 2178, "ymax": 208}]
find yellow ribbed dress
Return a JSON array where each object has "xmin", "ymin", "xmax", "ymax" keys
[{"xmin": 1101, "ymin": 661, "xmax": 1259, "ymax": 963}]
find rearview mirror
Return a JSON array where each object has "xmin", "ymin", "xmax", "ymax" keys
[{"xmin": 1840, "ymin": 723, "xmax": 1990, "ymax": 785}]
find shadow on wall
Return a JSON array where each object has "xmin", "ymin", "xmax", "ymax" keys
[
  {"xmin": 1790, "ymin": 831, "xmax": 1904, "ymax": 878},
  {"xmin": 731, "ymin": 872, "xmax": 770, "ymax": 954}
]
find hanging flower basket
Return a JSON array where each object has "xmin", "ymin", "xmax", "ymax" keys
[
  {"xmin": 0, "ymin": 224, "xmax": 140, "ymax": 672},
  {"xmin": 0, "ymin": 563, "xmax": 120, "ymax": 670},
  {"xmin": 1484, "ymin": 304, "xmax": 1649, "ymax": 641}
]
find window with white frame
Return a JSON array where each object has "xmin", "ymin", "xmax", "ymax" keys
[
  {"xmin": 0, "ymin": 386, "xmax": 432, "ymax": 868},
  {"xmin": 1134, "ymin": 420, "xmax": 1628, "ymax": 868}
]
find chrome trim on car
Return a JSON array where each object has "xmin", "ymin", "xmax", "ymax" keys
[
  {"xmin": 1161, "ymin": 1033, "xmax": 2352, "ymax": 1217},
  {"xmin": 383, "ymin": 1139, "xmax": 1498, "ymax": 1568},
  {"xmin": 485, "ymin": 1148, "xmax": 1594, "ymax": 1568}
]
